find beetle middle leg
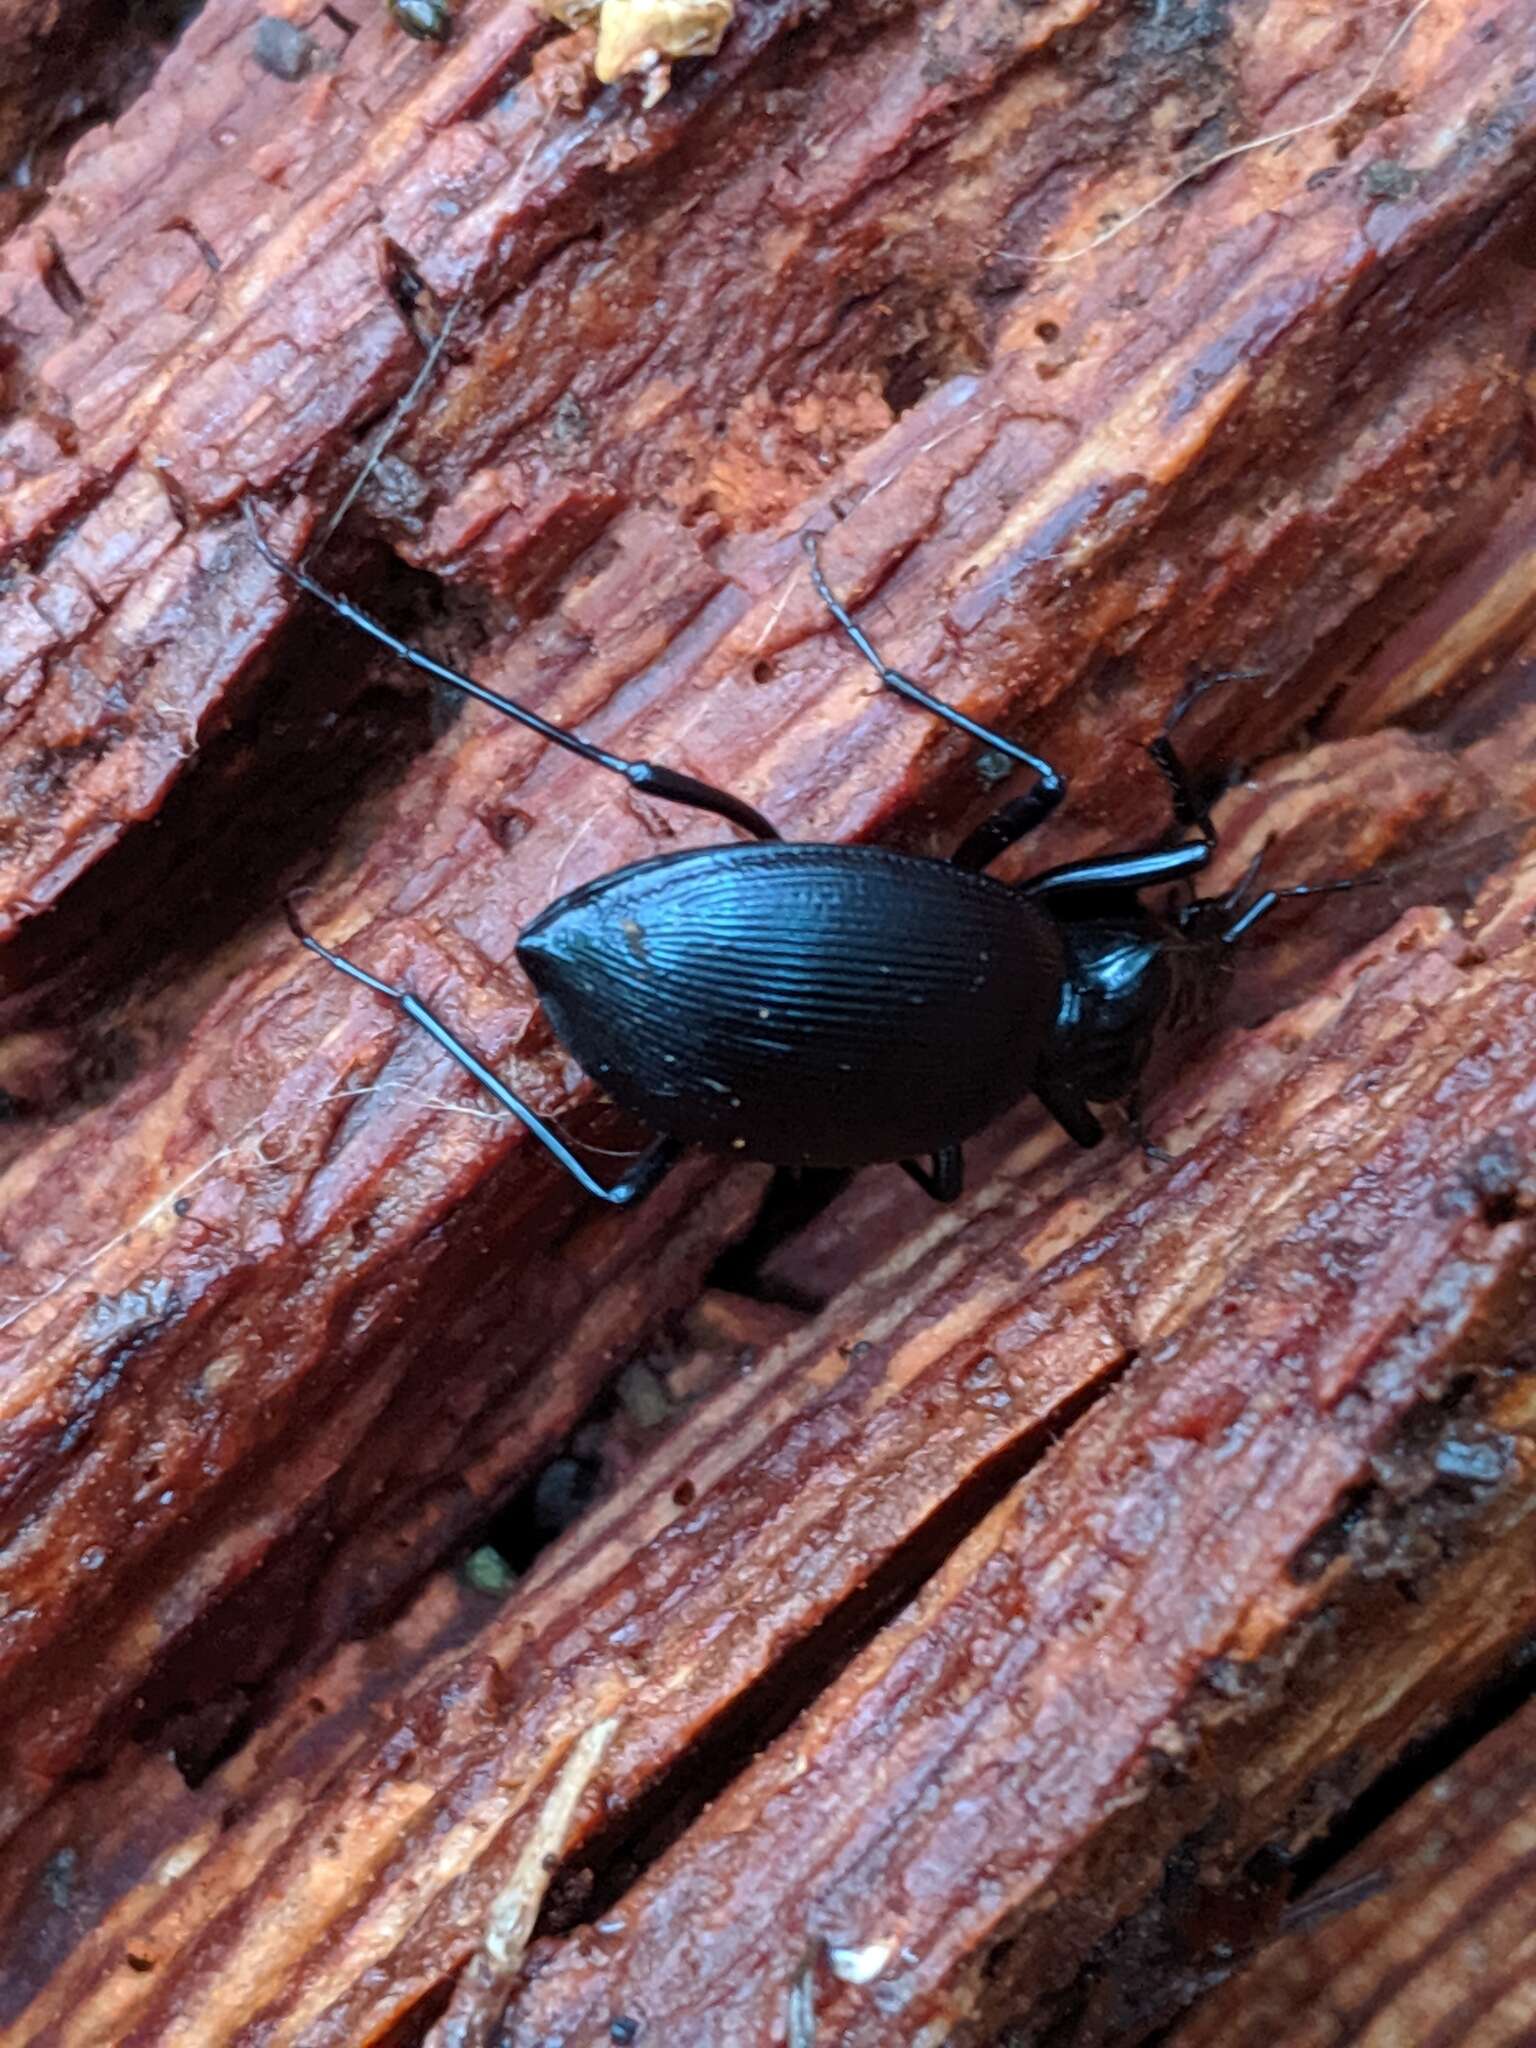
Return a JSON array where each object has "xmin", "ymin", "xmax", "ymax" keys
[
  {"xmin": 1016, "ymin": 709, "xmax": 1231, "ymax": 903},
  {"xmin": 287, "ymin": 906, "xmax": 682, "ymax": 1205},
  {"xmin": 713, "ymin": 1147, "xmax": 962, "ymax": 1306},
  {"xmin": 244, "ymin": 504, "xmax": 781, "ymax": 844},
  {"xmin": 900, "ymin": 1146, "xmax": 964, "ymax": 1202},
  {"xmin": 802, "ymin": 533, "xmax": 1066, "ymax": 849},
  {"xmin": 955, "ymin": 675, "xmax": 1235, "ymax": 882},
  {"xmin": 1033, "ymin": 1071, "xmax": 1104, "ymax": 1150}
]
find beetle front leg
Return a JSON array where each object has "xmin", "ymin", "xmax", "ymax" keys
[
  {"xmin": 1146, "ymin": 665, "xmax": 1266, "ymax": 852},
  {"xmin": 289, "ymin": 909, "xmax": 683, "ymax": 1206},
  {"xmin": 1020, "ymin": 837, "xmax": 1214, "ymax": 903},
  {"xmin": 1015, "ymin": 703, "xmax": 1235, "ymax": 901},
  {"xmin": 1146, "ymin": 731, "xmax": 1217, "ymax": 851},
  {"xmin": 1221, "ymin": 873, "xmax": 1370, "ymax": 945}
]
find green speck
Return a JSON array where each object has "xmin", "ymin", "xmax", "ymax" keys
[
  {"xmin": 616, "ymin": 1362, "xmax": 673, "ymax": 1430},
  {"xmin": 1361, "ymin": 160, "xmax": 1420, "ymax": 202},
  {"xmin": 462, "ymin": 1546, "xmax": 517, "ymax": 1597}
]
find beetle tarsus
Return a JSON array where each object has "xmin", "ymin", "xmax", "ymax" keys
[
  {"xmin": 1160, "ymin": 666, "xmax": 1266, "ymax": 737},
  {"xmin": 1127, "ymin": 1090, "xmax": 1172, "ymax": 1168},
  {"xmin": 284, "ymin": 899, "xmax": 404, "ymax": 1002}
]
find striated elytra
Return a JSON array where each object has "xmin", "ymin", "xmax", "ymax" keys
[{"xmin": 516, "ymin": 843, "xmax": 1065, "ymax": 1167}]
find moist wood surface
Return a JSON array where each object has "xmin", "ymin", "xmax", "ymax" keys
[
  {"xmin": 2, "ymin": 0, "xmax": 1535, "ymax": 2041},
  {"xmin": 5, "ymin": 731, "xmax": 1536, "ymax": 2044}
]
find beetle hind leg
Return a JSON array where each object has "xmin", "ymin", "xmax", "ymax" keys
[
  {"xmin": 287, "ymin": 904, "xmax": 682, "ymax": 1206},
  {"xmin": 245, "ymin": 504, "xmax": 780, "ymax": 845}
]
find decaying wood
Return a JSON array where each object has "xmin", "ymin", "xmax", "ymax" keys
[
  {"xmin": 4, "ymin": 0, "xmax": 1533, "ymax": 988},
  {"xmin": 4, "ymin": 722, "xmax": 1535, "ymax": 2043},
  {"xmin": 2, "ymin": 0, "xmax": 1533, "ymax": 1852},
  {"xmin": 0, "ymin": 1, "xmax": 191, "ymax": 239},
  {"xmin": 1168, "ymin": 1691, "xmax": 1536, "ymax": 2048},
  {"xmin": 2, "ymin": 0, "xmax": 1536, "ymax": 2039}
]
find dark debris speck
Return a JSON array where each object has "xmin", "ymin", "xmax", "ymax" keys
[{"xmin": 253, "ymin": 15, "xmax": 316, "ymax": 79}]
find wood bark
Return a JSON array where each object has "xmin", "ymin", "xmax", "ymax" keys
[{"xmin": 1, "ymin": 0, "xmax": 1535, "ymax": 2039}]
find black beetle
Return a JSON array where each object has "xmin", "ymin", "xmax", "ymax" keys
[
  {"xmin": 388, "ymin": 0, "xmax": 453, "ymax": 41},
  {"xmin": 245, "ymin": 510, "xmax": 1332, "ymax": 1208}
]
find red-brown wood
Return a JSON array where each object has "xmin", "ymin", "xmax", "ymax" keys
[
  {"xmin": 1168, "ymin": 1693, "xmax": 1536, "ymax": 2048},
  {"xmin": 2, "ymin": 1, "xmax": 1535, "ymax": 2040}
]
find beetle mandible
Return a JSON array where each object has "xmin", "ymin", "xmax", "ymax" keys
[{"xmin": 245, "ymin": 511, "xmax": 1334, "ymax": 1208}]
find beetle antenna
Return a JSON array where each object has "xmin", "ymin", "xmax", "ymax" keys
[{"xmin": 1221, "ymin": 871, "xmax": 1383, "ymax": 945}]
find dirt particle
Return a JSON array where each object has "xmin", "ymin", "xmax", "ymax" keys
[{"xmin": 253, "ymin": 16, "xmax": 317, "ymax": 79}]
